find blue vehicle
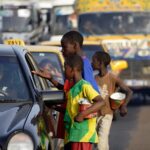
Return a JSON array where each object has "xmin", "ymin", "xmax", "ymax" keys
[{"xmin": 0, "ymin": 44, "xmax": 64, "ymax": 150}]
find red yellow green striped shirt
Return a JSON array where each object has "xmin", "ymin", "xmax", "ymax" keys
[{"xmin": 64, "ymin": 79, "xmax": 99, "ymax": 144}]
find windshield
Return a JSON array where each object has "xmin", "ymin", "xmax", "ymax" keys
[
  {"xmin": 31, "ymin": 52, "xmax": 64, "ymax": 85},
  {"xmin": 0, "ymin": 56, "xmax": 30, "ymax": 101},
  {"xmin": 53, "ymin": 15, "xmax": 71, "ymax": 35},
  {"xmin": 0, "ymin": 8, "xmax": 33, "ymax": 32},
  {"xmin": 79, "ymin": 12, "xmax": 150, "ymax": 35},
  {"xmin": 52, "ymin": 6, "xmax": 77, "ymax": 35},
  {"xmin": 107, "ymin": 47, "xmax": 150, "ymax": 80},
  {"xmin": 119, "ymin": 59, "xmax": 150, "ymax": 81}
]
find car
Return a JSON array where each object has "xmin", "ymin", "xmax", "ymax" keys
[
  {"xmin": 39, "ymin": 40, "xmax": 127, "ymax": 72},
  {"xmin": 0, "ymin": 44, "xmax": 64, "ymax": 150},
  {"xmin": 4, "ymin": 39, "xmax": 65, "ymax": 90},
  {"xmin": 25, "ymin": 45, "xmax": 65, "ymax": 89},
  {"xmin": 24, "ymin": 45, "xmax": 65, "ymax": 149},
  {"xmin": 39, "ymin": 40, "xmax": 104, "ymax": 60}
]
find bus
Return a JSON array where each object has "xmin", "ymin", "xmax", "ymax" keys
[
  {"xmin": 76, "ymin": 0, "xmax": 150, "ymax": 103},
  {"xmin": 50, "ymin": 0, "xmax": 77, "ymax": 41}
]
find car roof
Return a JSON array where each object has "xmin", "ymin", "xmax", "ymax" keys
[
  {"xmin": 24, "ymin": 45, "xmax": 62, "ymax": 53},
  {"xmin": 0, "ymin": 44, "xmax": 25, "ymax": 56},
  {"xmin": 25, "ymin": 45, "xmax": 65, "ymax": 65},
  {"xmin": 39, "ymin": 40, "xmax": 101, "ymax": 46},
  {"xmin": 39, "ymin": 41, "xmax": 61, "ymax": 46},
  {"xmin": 83, "ymin": 40, "xmax": 101, "ymax": 45}
]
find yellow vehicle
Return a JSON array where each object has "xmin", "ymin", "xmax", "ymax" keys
[
  {"xmin": 40, "ymin": 40, "xmax": 61, "ymax": 47},
  {"xmin": 76, "ymin": 0, "xmax": 150, "ymax": 43},
  {"xmin": 4, "ymin": 39, "xmax": 65, "ymax": 90},
  {"xmin": 4, "ymin": 38, "xmax": 25, "ymax": 46},
  {"xmin": 25, "ymin": 45, "xmax": 65, "ymax": 88},
  {"xmin": 40, "ymin": 40, "xmax": 127, "ymax": 71},
  {"xmin": 76, "ymin": 0, "xmax": 150, "ymax": 103}
]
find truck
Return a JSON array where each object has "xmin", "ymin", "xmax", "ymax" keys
[
  {"xmin": 0, "ymin": 1, "xmax": 45, "ymax": 44},
  {"xmin": 76, "ymin": 0, "xmax": 150, "ymax": 103}
]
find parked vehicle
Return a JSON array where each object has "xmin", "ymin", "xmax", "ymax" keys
[
  {"xmin": 0, "ymin": 44, "xmax": 64, "ymax": 150},
  {"xmin": 50, "ymin": 0, "xmax": 77, "ymax": 41},
  {"xmin": 25, "ymin": 45, "xmax": 65, "ymax": 89}
]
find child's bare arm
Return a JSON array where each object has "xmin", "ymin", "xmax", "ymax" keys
[
  {"xmin": 116, "ymin": 77, "xmax": 133, "ymax": 116},
  {"xmin": 116, "ymin": 77, "xmax": 133, "ymax": 106},
  {"xmin": 32, "ymin": 69, "xmax": 64, "ymax": 90},
  {"xmin": 49, "ymin": 77, "xmax": 64, "ymax": 90},
  {"xmin": 75, "ymin": 95, "xmax": 105, "ymax": 122}
]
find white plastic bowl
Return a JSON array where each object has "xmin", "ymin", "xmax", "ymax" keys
[
  {"xmin": 110, "ymin": 92, "xmax": 126, "ymax": 110},
  {"xmin": 110, "ymin": 92, "xmax": 126, "ymax": 101}
]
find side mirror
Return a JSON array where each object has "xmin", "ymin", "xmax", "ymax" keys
[
  {"xmin": 40, "ymin": 90, "xmax": 64, "ymax": 105},
  {"xmin": 110, "ymin": 60, "xmax": 128, "ymax": 71}
]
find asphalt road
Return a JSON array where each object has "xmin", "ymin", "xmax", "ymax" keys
[
  {"xmin": 53, "ymin": 104, "xmax": 150, "ymax": 150},
  {"xmin": 109, "ymin": 105, "xmax": 150, "ymax": 150}
]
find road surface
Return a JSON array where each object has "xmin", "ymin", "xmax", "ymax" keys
[{"xmin": 110, "ymin": 105, "xmax": 150, "ymax": 150}]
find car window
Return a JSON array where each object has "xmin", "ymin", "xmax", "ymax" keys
[
  {"xmin": 25, "ymin": 53, "xmax": 49, "ymax": 90},
  {"xmin": 0, "ymin": 56, "xmax": 31, "ymax": 101},
  {"xmin": 31, "ymin": 52, "xmax": 64, "ymax": 86},
  {"xmin": 82, "ymin": 45, "xmax": 104, "ymax": 61}
]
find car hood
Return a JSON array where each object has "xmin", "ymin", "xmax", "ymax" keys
[{"xmin": 0, "ymin": 102, "xmax": 32, "ymax": 137}]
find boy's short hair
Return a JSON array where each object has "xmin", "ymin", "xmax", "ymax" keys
[
  {"xmin": 61, "ymin": 30, "xmax": 83, "ymax": 47},
  {"xmin": 65, "ymin": 54, "xmax": 83, "ymax": 71},
  {"xmin": 94, "ymin": 51, "xmax": 111, "ymax": 67}
]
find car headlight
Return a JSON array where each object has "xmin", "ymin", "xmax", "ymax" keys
[{"xmin": 7, "ymin": 133, "xmax": 34, "ymax": 150}]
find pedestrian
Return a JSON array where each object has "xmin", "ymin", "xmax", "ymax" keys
[
  {"xmin": 32, "ymin": 30, "xmax": 99, "ymax": 92},
  {"xmin": 32, "ymin": 31, "xmax": 100, "ymax": 142},
  {"xmin": 64, "ymin": 54, "xmax": 105, "ymax": 150},
  {"xmin": 92, "ymin": 51, "xmax": 133, "ymax": 150},
  {"xmin": 61, "ymin": 30, "xmax": 99, "ymax": 93}
]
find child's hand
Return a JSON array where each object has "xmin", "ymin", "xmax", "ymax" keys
[
  {"xmin": 32, "ymin": 69, "xmax": 52, "ymax": 80},
  {"xmin": 119, "ymin": 105, "xmax": 127, "ymax": 117},
  {"xmin": 74, "ymin": 113, "xmax": 84, "ymax": 122}
]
